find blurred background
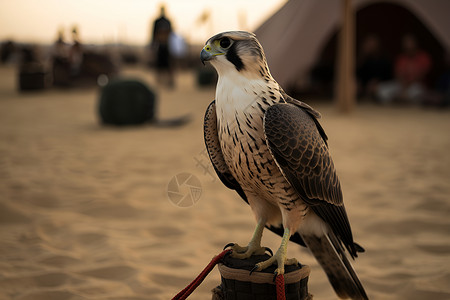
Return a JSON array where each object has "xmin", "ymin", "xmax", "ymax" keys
[{"xmin": 0, "ymin": 1, "xmax": 449, "ymax": 300}]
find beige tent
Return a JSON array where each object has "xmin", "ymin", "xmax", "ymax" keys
[{"xmin": 255, "ymin": 0, "xmax": 450, "ymax": 89}]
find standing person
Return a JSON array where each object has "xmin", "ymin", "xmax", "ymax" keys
[
  {"xmin": 52, "ymin": 29, "xmax": 69, "ymax": 60},
  {"xmin": 377, "ymin": 34, "xmax": 431, "ymax": 104},
  {"xmin": 69, "ymin": 26, "xmax": 83, "ymax": 77},
  {"xmin": 52, "ymin": 29, "xmax": 71, "ymax": 86},
  {"xmin": 151, "ymin": 4, "xmax": 175, "ymax": 88}
]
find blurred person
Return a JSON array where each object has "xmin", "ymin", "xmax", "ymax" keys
[
  {"xmin": 356, "ymin": 35, "xmax": 392, "ymax": 99},
  {"xmin": 168, "ymin": 31, "xmax": 187, "ymax": 66},
  {"xmin": 69, "ymin": 26, "xmax": 83, "ymax": 76},
  {"xmin": 52, "ymin": 29, "xmax": 69, "ymax": 59},
  {"xmin": 1, "ymin": 40, "xmax": 16, "ymax": 64},
  {"xmin": 51, "ymin": 29, "xmax": 71, "ymax": 86},
  {"xmin": 150, "ymin": 4, "xmax": 175, "ymax": 88},
  {"xmin": 376, "ymin": 34, "xmax": 431, "ymax": 104}
]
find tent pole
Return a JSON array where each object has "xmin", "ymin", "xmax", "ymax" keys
[{"xmin": 335, "ymin": 0, "xmax": 356, "ymax": 113}]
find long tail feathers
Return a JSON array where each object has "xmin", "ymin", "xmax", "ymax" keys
[{"xmin": 302, "ymin": 233, "xmax": 368, "ymax": 300}]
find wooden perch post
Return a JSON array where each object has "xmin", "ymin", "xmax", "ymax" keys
[
  {"xmin": 336, "ymin": 0, "xmax": 356, "ymax": 113},
  {"xmin": 212, "ymin": 253, "xmax": 311, "ymax": 300}
]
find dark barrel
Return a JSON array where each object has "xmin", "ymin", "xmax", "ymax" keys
[
  {"xmin": 213, "ymin": 253, "xmax": 311, "ymax": 300},
  {"xmin": 98, "ymin": 79, "xmax": 156, "ymax": 125}
]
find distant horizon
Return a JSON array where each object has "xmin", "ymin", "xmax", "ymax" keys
[{"xmin": 0, "ymin": 0, "xmax": 286, "ymax": 46}]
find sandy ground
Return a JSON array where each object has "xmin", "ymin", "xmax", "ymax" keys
[{"xmin": 0, "ymin": 65, "xmax": 449, "ymax": 300}]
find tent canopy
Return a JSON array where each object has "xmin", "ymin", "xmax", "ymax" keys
[{"xmin": 255, "ymin": 0, "xmax": 450, "ymax": 89}]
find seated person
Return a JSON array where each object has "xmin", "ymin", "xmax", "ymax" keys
[{"xmin": 377, "ymin": 34, "xmax": 431, "ymax": 104}]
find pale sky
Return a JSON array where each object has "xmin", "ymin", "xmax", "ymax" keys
[{"xmin": 0, "ymin": 0, "xmax": 287, "ymax": 45}]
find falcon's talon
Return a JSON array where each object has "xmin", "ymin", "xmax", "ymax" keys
[
  {"xmin": 275, "ymin": 267, "xmax": 285, "ymax": 276},
  {"xmin": 230, "ymin": 243, "xmax": 248, "ymax": 254},
  {"xmin": 249, "ymin": 228, "xmax": 292, "ymax": 276},
  {"xmin": 223, "ymin": 243, "xmax": 235, "ymax": 250},
  {"xmin": 265, "ymin": 247, "xmax": 274, "ymax": 256},
  {"xmin": 223, "ymin": 250, "xmax": 232, "ymax": 259},
  {"xmin": 253, "ymin": 254, "xmax": 297, "ymax": 276},
  {"xmin": 229, "ymin": 242, "xmax": 267, "ymax": 259},
  {"xmin": 249, "ymin": 265, "xmax": 259, "ymax": 276}
]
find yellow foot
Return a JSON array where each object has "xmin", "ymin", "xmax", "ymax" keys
[
  {"xmin": 251, "ymin": 249, "xmax": 298, "ymax": 275},
  {"xmin": 224, "ymin": 242, "xmax": 272, "ymax": 259}
]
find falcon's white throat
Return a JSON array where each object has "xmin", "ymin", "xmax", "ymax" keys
[
  {"xmin": 211, "ymin": 55, "xmax": 277, "ymax": 122},
  {"xmin": 216, "ymin": 73, "xmax": 266, "ymax": 110}
]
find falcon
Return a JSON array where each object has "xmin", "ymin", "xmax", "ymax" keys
[{"xmin": 201, "ymin": 31, "xmax": 368, "ymax": 300}]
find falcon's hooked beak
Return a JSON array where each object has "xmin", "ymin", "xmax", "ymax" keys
[
  {"xmin": 200, "ymin": 45, "xmax": 213, "ymax": 65},
  {"xmin": 201, "ymin": 44, "xmax": 225, "ymax": 65}
]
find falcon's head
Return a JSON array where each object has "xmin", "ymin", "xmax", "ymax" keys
[{"xmin": 201, "ymin": 31, "xmax": 270, "ymax": 79}]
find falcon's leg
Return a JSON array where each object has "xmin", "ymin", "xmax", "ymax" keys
[
  {"xmin": 253, "ymin": 227, "xmax": 298, "ymax": 275},
  {"xmin": 227, "ymin": 219, "xmax": 267, "ymax": 259}
]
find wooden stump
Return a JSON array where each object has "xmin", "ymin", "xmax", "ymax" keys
[{"xmin": 212, "ymin": 254, "xmax": 311, "ymax": 300}]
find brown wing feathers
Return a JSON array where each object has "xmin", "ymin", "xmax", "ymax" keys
[{"xmin": 263, "ymin": 103, "xmax": 361, "ymax": 257}]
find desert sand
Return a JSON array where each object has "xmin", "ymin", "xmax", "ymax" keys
[{"xmin": 0, "ymin": 65, "xmax": 449, "ymax": 300}]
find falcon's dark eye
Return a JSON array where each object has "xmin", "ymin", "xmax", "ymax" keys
[{"xmin": 220, "ymin": 37, "xmax": 231, "ymax": 49}]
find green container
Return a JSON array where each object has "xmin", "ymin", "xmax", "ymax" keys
[{"xmin": 98, "ymin": 79, "xmax": 156, "ymax": 125}]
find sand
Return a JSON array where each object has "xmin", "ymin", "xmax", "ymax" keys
[{"xmin": 0, "ymin": 65, "xmax": 449, "ymax": 300}]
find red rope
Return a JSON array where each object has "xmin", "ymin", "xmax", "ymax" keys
[
  {"xmin": 171, "ymin": 249, "xmax": 231, "ymax": 300},
  {"xmin": 276, "ymin": 274, "xmax": 286, "ymax": 300},
  {"xmin": 171, "ymin": 249, "xmax": 286, "ymax": 300}
]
